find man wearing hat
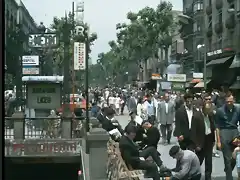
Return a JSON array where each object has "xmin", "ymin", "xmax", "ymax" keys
[{"xmin": 169, "ymin": 145, "xmax": 201, "ymax": 180}]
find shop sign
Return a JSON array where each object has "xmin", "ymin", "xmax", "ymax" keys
[
  {"xmin": 5, "ymin": 139, "xmax": 81, "ymax": 157},
  {"xmin": 193, "ymin": 73, "xmax": 203, "ymax": 79},
  {"xmin": 207, "ymin": 49, "xmax": 222, "ymax": 56},
  {"xmin": 167, "ymin": 74, "xmax": 186, "ymax": 82},
  {"xmin": 172, "ymin": 83, "xmax": 185, "ymax": 90}
]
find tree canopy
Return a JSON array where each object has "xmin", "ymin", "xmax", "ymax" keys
[
  {"xmin": 49, "ymin": 12, "xmax": 97, "ymax": 76},
  {"xmin": 92, "ymin": 1, "xmax": 177, "ymax": 86}
]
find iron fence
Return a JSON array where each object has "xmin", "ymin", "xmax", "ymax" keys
[{"xmin": 4, "ymin": 116, "xmax": 85, "ymax": 139}]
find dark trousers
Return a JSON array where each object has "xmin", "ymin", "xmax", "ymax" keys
[
  {"xmin": 121, "ymin": 103, "xmax": 125, "ymax": 114},
  {"xmin": 195, "ymin": 134, "xmax": 214, "ymax": 180},
  {"xmin": 160, "ymin": 124, "xmax": 172, "ymax": 142},
  {"xmin": 219, "ymin": 129, "xmax": 239, "ymax": 180},
  {"xmin": 178, "ymin": 138, "xmax": 195, "ymax": 151},
  {"xmin": 135, "ymin": 147, "xmax": 163, "ymax": 180}
]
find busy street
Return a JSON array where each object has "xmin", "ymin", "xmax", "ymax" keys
[{"xmin": 4, "ymin": 0, "xmax": 240, "ymax": 180}]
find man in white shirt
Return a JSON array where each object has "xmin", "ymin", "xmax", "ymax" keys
[{"xmin": 174, "ymin": 93, "xmax": 197, "ymax": 151}]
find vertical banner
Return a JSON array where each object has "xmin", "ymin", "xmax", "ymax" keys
[{"xmin": 74, "ymin": 42, "xmax": 86, "ymax": 70}]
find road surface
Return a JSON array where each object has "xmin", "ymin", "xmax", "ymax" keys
[{"xmin": 115, "ymin": 111, "xmax": 238, "ymax": 180}]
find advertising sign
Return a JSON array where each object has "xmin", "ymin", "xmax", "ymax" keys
[
  {"xmin": 74, "ymin": 42, "xmax": 86, "ymax": 70},
  {"xmin": 22, "ymin": 67, "xmax": 39, "ymax": 75},
  {"xmin": 22, "ymin": 56, "xmax": 39, "ymax": 66},
  {"xmin": 5, "ymin": 139, "xmax": 81, "ymax": 157},
  {"xmin": 167, "ymin": 74, "xmax": 186, "ymax": 82},
  {"xmin": 27, "ymin": 83, "xmax": 61, "ymax": 109}
]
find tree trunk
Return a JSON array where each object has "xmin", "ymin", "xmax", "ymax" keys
[
  {"xmin": 164, "ymin": 47, "xmax": 169, "ymax": 68},
  {"xmin": 160, "ymin": 48, "xmax": 164, "ymax": 74}
]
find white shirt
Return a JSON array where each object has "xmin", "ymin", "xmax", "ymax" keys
[
  {"xmin": 204, "ymin": 115, "xmax": 211, "ymax": 135},
  {"xmin": 165, "ymin": 102, "xmax": 168, "ymax": 114},
  {"xmin": 185, "ymin": 106, "xmax": 193, "ymax": 129}
]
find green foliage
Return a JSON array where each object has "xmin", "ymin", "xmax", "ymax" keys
[
  {"xmin": 49, "ymin": 12, "xmax": 97, "ymax": 75},
  {"xmin": 92, "ymin": 1, "xmax": 176, "ymax": 85}
]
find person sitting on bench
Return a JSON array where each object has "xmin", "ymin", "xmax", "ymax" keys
[{"xmin": 119, "ymin": 125, "xmax": 168, "ymax": 180}]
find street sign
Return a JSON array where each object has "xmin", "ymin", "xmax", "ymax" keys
[
  {"xmin": 22, "ymin": 67, "xmax": 39, "ymax": 75},
  {"xmin": 22, "ymin": 55, "xmax": 39, "ymax": 66},
  {"xmin": 27, "ymin": 83, "xmax": 61, "ymax": 109},
  {"xmin": 74, "ymin": 42, "xmax": 86, "ymax": 70},
  {"xmin": 5, "ymin": 139, "xmax": 81, "ymax": 157},
  {"xmin": 28, "ymin": 33, "xmax": 58, "ymax": 48}
]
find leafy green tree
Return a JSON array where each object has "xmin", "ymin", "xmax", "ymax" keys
[
  {"xmin": 49, "ymin": 12, "xmax": 97, "ymax": 76},
  {"xmin": 101, "ymin": 1, "xmax": 176, "ymax": 81}
]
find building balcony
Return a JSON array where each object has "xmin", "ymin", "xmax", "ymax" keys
[
  {"xmin": 206, "ymin": 28, "xmax": 213, "ymax": 37},
  {"xmin": 206, "ymin": 6, "xmax": 212, "ymax": 15},
  {"xmin": 214, "ymin": 22, "xmax": 223, "ymax": 34},
  {"xmin": 222, "ymin": 38, "xmax": 235, "ymax": 50},
  {"xmin": 225, "ymin": 15, "xmax": 235, "ymax": 29},
  {"xmin": 216, "ymin": 0, "xmax": 223, "ymax": 10}
]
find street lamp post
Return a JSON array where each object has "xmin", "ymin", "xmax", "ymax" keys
[
  {"xmin": 37, "ymin": 22, "xmax": 46, "ymax": 75},
  {"xmin": 15, "ymin": 24, "xmax": 24, "ymax": 111},
  {"xmin": 63, "ymin": 15, "xmax": 71, "ymax": 116}
]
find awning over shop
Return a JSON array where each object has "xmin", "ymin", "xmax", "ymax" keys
[
  {"xmin": 206, "ymin": 56, "xmax": 233, "ymax": 67},
  {"xmin": 194, "ymin": 82, "xmax": 204, "ymax": 88},
  {"xmin": 190, "ymin": 79, "xmax": 202, "ymax": 83},
  {"xmin": 194, "ymin": 80, "xmax": 211, "ymax": 88},
  {"xmin": 229, "ymin": 81, "xmax": 240, "ymax": 89},
  {"xmin": 229, "ymin": 55, "xmax": 240, "ymax": 68}
]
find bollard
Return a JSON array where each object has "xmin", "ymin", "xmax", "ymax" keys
[
  {"xmin": 82, "ymin": 128, "xmax": 109, "ymax": 180},
  {"xmin": 12, "ymin": 111, "xmax": 25, "ymax": 139},
  {"xmin": 61, "ymin": 115, "xmax": 72, "ymax": 138}
]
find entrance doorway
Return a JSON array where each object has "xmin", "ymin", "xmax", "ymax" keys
[{"xmin": 5, "ymin": 157, "xmax": 81, "ymax": 180}]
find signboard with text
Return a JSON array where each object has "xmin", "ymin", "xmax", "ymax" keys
[
  {"xmin": 22, "ymin": 56, "xmax": 39, "ymax": 66},
  {"xmin": 5, "ymin": 139, "xmax": 81, "ymax": 157},
  {"xmin": 27, "ymin": 83, "xmax": 61, "ymax": 109},
  {"xmin": 167, "ymin": 74, "xmax": 186, "ymax": 82},
  {"xmin": 22, "ymin": 67, "xmax": 39, "ymax": 75},
  {"xmin": 28, "ymin": 33, "xmax": 59, "ymax": 48},
  {"xmin": 74, "ymin": 42, "xmax": 86, "ymax": 70}
]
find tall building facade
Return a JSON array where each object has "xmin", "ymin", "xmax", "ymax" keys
[
  {"xmin": 178, "ymin": 0, "xmax": 204, "ymax": 75},
  {"xmin": 5, "ymin": 0, "xmax": 38, "ymax": 86},
  {"xmin": 204, "ymin": 0, "xmax": 240, "ymax": 68}
]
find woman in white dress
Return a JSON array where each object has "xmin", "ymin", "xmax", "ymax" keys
[
  {"xmin": 114, "ymin": 94, "xmax": 121, "ymax": 115},
  {"xmin": 136, "ymin": 97, "xmax": 147, "ymax": 120}
]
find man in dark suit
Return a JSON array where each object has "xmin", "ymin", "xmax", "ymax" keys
[
  {"xmin": 191, "ymin": 95, "xmax": 215, "ymax": 180},
  {"xmin": 142, "ymin": 120, "xmax": 161, "ymax": 149},
  {"xmin": 96, "ymin": 107, "xmax": 124, "ymax": 140},
  {"xmin": 125, "ymin": 111, "xmax": 144, "ymax": 142},
  {"xmin": 119, "ymin": 125, "xmax": 168, "ymax": 180},
  {"xmin": 174, "ymin": 93, "xmax": 199, "ymax": 150}
]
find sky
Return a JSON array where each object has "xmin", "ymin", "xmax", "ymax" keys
[{"xmin": 22, "ymin": 0, "xmax": 182, "ymax": 63}]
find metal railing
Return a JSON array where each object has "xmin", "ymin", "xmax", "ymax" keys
[{"xmin": 4, "ymin": 116, "xmax": 85, "ymax": 139}]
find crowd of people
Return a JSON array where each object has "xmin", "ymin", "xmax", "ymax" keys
[{"xmin": 94, "ymin": 87, "xmax": 240, "ymax": 180}]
